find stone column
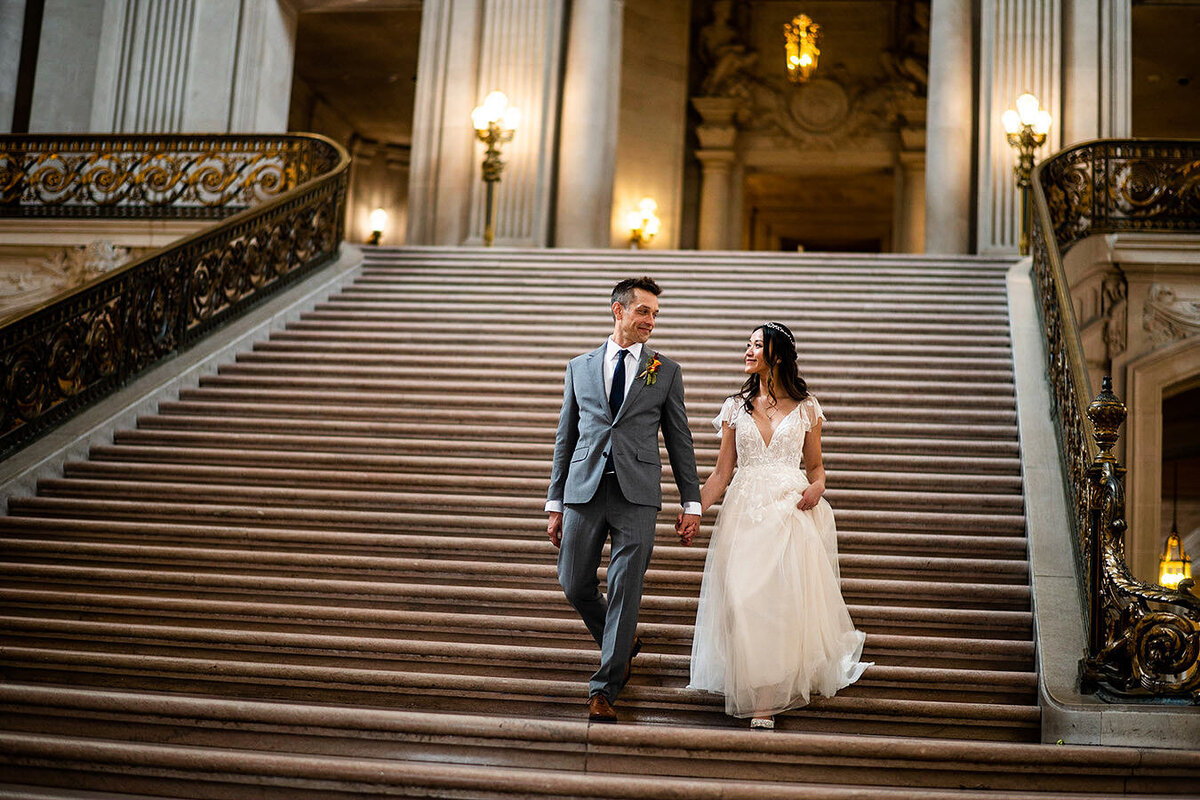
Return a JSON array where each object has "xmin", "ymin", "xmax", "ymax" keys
[
  {"xmin": 408, "ymin": 0, "xmax": 566, "ymax": 247},
  {"xmin": 0, "ymin": 0, "xmax": 26, "ymax": 133},
  {"xmin": 28, "ymin": 0, "xmax": 106, "ymax": 132},
  {"xmin": 692, "ymin": 97, "xmax": 738, "ymax": 251},
  {"xmin": 30, "ymin": 0, "xmax": 295, "ymax": 134},
  {"xmin": 406, "ymin": 0, "xmax": 483, "ymax": 246},
  {"xmin": 554, "ymin": 0, "xmax": 623, "ymax": 248},
  {"xmin": 1063, "ymin": 0, "xmax": 1130, "ymax": 145},
  {"xmin": 924, "ymin": 0, "xmax": 973, "ymax": 254},
  {"xmin": 976, "ymin": 0, "xmax": 1061, "ymax": 254}
]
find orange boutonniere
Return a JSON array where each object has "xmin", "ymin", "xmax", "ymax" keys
[{"xmin": 636, "ymin": 353, "xmax": 662, "ymax": 386}]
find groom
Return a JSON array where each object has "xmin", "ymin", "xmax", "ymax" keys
[{"xmin": 546, "ymin": 276, "xmax": 701, "ymax": 723}]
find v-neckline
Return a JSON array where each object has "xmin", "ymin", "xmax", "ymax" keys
[{"xmin": 750, "ymin": 402, "xmax": 801, "ymax": 449}]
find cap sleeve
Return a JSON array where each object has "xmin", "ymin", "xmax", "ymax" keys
[
  {"xmin": 712, "ymin": 396, "xmax": 740, "ymax": 436},
  {"xmin": 801, "ymin": 395, "xmax": 825, "ymax": 431}
]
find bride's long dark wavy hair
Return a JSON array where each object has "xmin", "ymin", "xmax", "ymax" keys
[{"xmin": 738, "ymin": 322, "xmax": 808, "ymax": 413}]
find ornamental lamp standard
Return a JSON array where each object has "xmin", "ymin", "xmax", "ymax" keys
[
  {"xmin": 367, "ymin": 207, "xmax": 388, "ymax": 246},
  {"xmin": 1002, "ymin": 93, "xmax": 1052, "ymax": 256},
  {"xmin": 784, "ymin": 14, "xmax": 821, "ymax": 83},
  {"xmin": 627, "ymin": 197, "xmax": 661, "ymax": 249},
  {"xmin": 471, "ymin": 91, "xmax": 520, "ymax": 247}
]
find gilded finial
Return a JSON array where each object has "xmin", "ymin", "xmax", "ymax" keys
[{"xmin": 1087, "ymin": 375, "xmax": 1126, "ymax": 462}]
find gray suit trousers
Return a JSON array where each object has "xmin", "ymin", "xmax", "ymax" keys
[{"xmin": 558, "ymin": 474, "xmax": 658, "ymax": 702}]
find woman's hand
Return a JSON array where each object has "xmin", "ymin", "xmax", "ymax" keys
[{"xmin": 796, "ymin": 483, "xmax": 824, "ymax": 511}]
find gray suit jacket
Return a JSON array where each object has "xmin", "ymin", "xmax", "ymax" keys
[{"xmin": 548, "ymin": 344, "xmax": 701, "ymax": 510}]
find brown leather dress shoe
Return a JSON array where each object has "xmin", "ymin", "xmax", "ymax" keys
[{"xmin": 587, "ymin": 692, "xmax": 618, "ymax": 723}]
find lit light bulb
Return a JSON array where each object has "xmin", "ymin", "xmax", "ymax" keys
[
  {"xmin": 799, "ymin": 54, "xmax": 812, "ymax": 67},
  {"xmin": 482, "ymin": 91, "xmax": 508, "ymax": 120},
  {"xmin": 1002, "ymin": 109, "xmax": 1022, "ymax": 135},
  {"xmin": 369, "ymin": 207, "xmax": 388, "ymax": 234},
  {"xmin": 501, "ymin": 105, "xmax": 521, "ymax": 132},
  {"xmin": 1033, "ymin": 109, "xmax": 1052, "ymax": 135},
  {"xmin": 1016, "ymin": 93, "xmax": 1040, "ymax": 126}
]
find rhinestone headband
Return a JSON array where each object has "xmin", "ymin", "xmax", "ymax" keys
[{"xmin": 763, "ymin": 321, "xmax": 794, "ymax": 345}]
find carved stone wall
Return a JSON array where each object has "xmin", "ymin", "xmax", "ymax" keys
[{"xmin": 688, "ymin": 0, "xmax": 928, "ymax": 251}]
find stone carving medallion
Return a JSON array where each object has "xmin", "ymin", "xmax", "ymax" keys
[
  {"xmin": 789, "ymin": 79, "xmax": 850, "ymax": 133},
  {"xmin": 1143, "ymin": 283, "xmax": 1200, "ymax": 346}
]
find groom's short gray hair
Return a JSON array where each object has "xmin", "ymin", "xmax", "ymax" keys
[{"xmin": 611, "ymin": 277, "xmax": 662, "ymax": 313}]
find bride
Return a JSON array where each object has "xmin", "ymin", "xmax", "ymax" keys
[{"xmin": 686, "ymin": 322, "xmax": 871, "ymax": 729}]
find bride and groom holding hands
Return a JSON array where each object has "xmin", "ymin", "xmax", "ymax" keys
[{"xmin": 545, "ymin": 277, "xmax": 870, "ymax": 729}]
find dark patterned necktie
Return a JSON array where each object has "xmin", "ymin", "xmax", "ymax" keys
[{"xmin": 609, "ymin": 349, "xmax": 630, "ymax": 418}]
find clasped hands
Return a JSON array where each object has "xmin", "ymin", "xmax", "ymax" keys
[
  {"xmin": 675, "ymin": 513, "xmax": 700, "ymax": 546},
  {"xmin": 547, "ymin": 511, "xmax": 700, "ymax": 547}
]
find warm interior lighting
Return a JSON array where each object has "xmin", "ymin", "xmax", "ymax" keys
[
  {"xmin": 628, "ymin": 197, "xmax": 661, "ymax": 249},
  {"xmin": 1002, "ymin": 93, "xmax": 1051, "ymax": 255},
  {"xmin": 471, "ymin": 91, "xmax": 519, "ymax": 247},
  {"xmin": 784, "ymin": 14, "xmax": 821, "ymax": 83},
  {"xmin": 1159, "ymin": 531, "xmax": 1193, "ymax": 590},
  {"xmin": 367, "ymin": 207, "xmax": 388, "ymax": 246},
  {"xmin": 472, "ymin": 91, "xmax": 520, "ymax": 134},
  {"xmin": 1159, "ymin": 461, "xmax": 1193, "ymax": 590}
]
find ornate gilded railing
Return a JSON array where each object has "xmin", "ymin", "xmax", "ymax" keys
[
  {"xmin": 1030, "ymin": 139, "xmax": 1200, "ymax": 701},
  {"xmin": 0, "ymin": 134, "xmax": 349, "ymax": 460}
]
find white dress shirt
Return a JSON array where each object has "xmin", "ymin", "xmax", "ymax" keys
[{"xmin": 547, "ymin": 338, "xmax": 702, "ymax": 517}]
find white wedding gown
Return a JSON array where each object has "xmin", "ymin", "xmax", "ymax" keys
[{"xmin": 689, "ymin": 395, "xmax": 871, "ymax": 718}]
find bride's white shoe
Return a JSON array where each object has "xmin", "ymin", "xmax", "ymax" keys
[{"xmin": 749, "ymin": 716, "xmax": 775, "ymax": 730}]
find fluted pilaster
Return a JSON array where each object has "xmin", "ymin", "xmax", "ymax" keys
[
  {"xmin": 977, "ymin": 0, "xmax": 1061, "ymax": 254},
  {"xmin": 470, "ymin": 0, "xmax": 565, "ymax": 247}
]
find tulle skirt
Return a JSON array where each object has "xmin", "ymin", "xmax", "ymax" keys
[{"xmin": 688, "ymin": 464, "xmax": 871, "ymax": 718}]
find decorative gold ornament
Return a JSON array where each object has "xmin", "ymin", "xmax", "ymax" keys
[{"xmin": 784, "ymin": 14, "xmax": 821, "ymax": 83}]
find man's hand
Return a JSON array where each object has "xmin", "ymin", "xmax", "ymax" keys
[
  {"xmin": 547, "ymin": 511, "xmax": 564, "ymax": 548},
  {"xmin": 675, "ymin": 512, "xmax": 700, "ymax": 546}
]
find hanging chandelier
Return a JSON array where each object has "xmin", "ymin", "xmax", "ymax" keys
[{"xmin": 784, "ymin": 13, "xmax": 821, "ymax": 83}]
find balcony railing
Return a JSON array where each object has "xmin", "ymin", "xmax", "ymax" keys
[
  {"xmin": 1030, "ymin": 139, "xmax": 1200, "ymax": 701},
  {"xmin": 0, "ymin": 133, "xmax": 349, "ymax": 460}
]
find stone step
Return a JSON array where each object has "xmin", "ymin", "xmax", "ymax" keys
[
  {"xmin": 31, "ymin": 476, "xmax": 1027, "ymax": 518},
  {"xmin": 0, "ymin": 646, "xmax": 1040, "ymax": 741},
  {"xmin": 8, "ymin": 494, "xmax": 1028, "ymax": 538},
  {"xmin": 62, "ymin": 459, "xmax": 1023, "ymax": 498},
  {"xmin": 0, "ymin": 524, "xmax": 1030, "ymax": 584},
  {"xmin": 86, "ymin": 442, "xmax": 1023, "ymax": 477},
  {"xmin": 5, "ymin": 684, "xmax": 1187, "ymax": 796},
  {"xmin": 140, "ymin": 408, "xmax": 1022, "ymax": 443},
  {"xmin": 108, "ymin": 427, "xmax": 1023, "ymax": 458},
  {"xmin": 0, "ymin": 584, "xmax": 1033, "ymax": 639},
  {"xmin": 0, "ymin": 615, "xmax": 1035, "ymax": 705}
]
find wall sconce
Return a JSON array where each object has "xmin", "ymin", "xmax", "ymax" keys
[
  {"xmin": 471, "ymin": 90, "xmax": 520, "ymax": 247},
  {"xmin": 367, "ymin": 207, "xmax": 388, "ymax": 246},
  {"xmin": 1159, "ymin": 461, "xmax": 1194, "ymax": 591},
  {"xmin": 627, "ymin": 198, "xmax": 661, "ymax": 249},
  {"xmin": 1001, "ymin": 93, "xmax": 1052, "ymax": 256},
  {"xmin": 784, "ymin": 14, "xmax": 821, "ymax": 83}
]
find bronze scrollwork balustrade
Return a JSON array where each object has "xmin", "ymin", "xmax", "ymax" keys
[
  {"xmin": 1030, "ymin": 139, "xmax": 1200, "ymax": 701},
  {"xmin": 0, "ymin": 134, "xmax": 349, "ymax": 460}
]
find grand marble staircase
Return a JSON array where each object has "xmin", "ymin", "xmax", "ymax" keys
[{"xmin": 1, "ymin": 249, "xmax": 1195, "ymax": 797}]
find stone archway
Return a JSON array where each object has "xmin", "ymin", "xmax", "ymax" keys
[{"xmin": 1125, "ymin": 337, "xmax": 1200, "ymax": 583}]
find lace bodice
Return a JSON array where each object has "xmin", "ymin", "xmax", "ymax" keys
[{"xmin": 713, "ymin": 395, "xmax": 825, "ymax": 470}]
